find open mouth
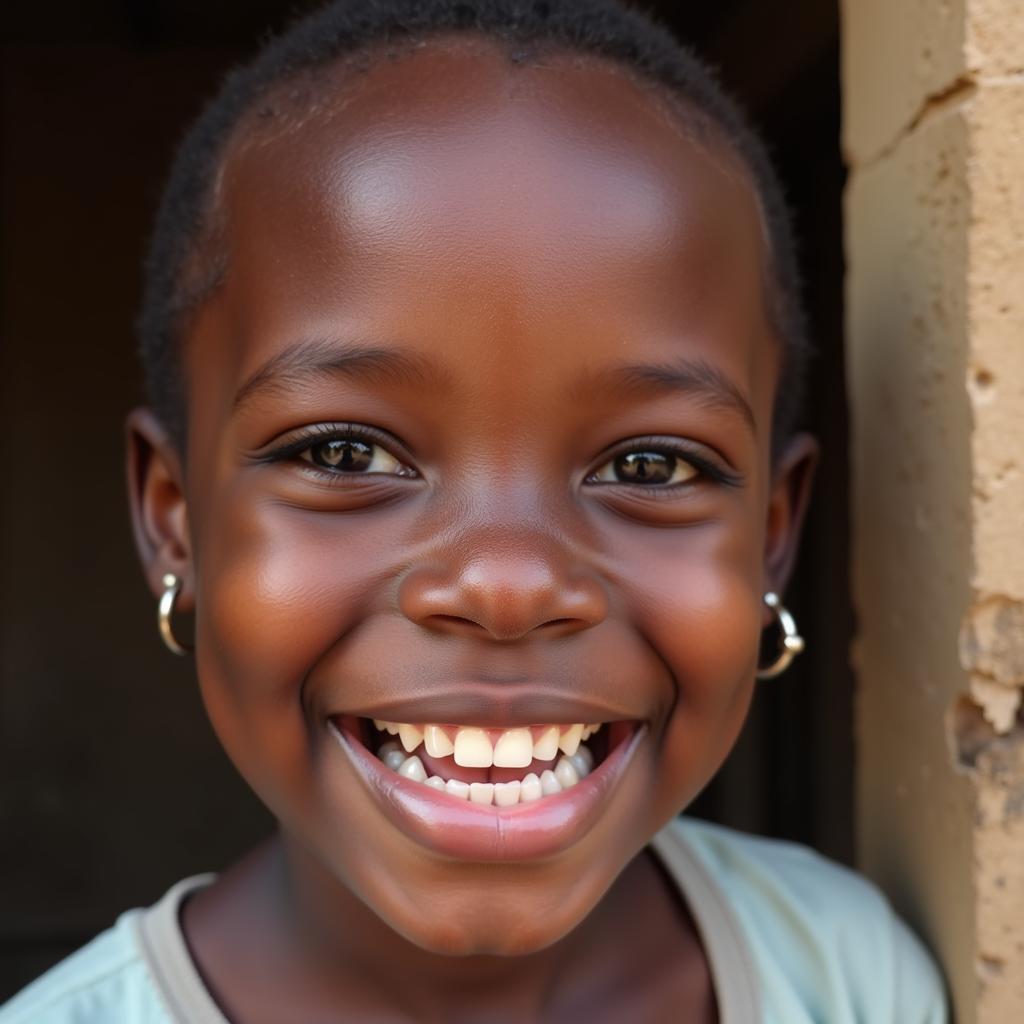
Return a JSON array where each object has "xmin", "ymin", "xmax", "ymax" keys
[{"xmin": 333, "ymin": 716, "xmax": 637, "ymax": 809}]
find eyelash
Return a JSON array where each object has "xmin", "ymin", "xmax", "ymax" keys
[
  {"xmin": 259, "ymin": 424, "xmax": 743, "ymax": 490},
  {"xmin": 260, "ymin": 423, "xmax": 418, "ymax": 480},
  {"xmin": 587, "ymin": 438, "xmax": 743, "ymax": 492}
]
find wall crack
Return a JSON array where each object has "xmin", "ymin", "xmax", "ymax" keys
[{"xmin": 853, "ymin": 74, "xmax": 978, "ymax": 169}]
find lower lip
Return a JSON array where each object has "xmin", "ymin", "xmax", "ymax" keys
[{"xmin": 328, "ymin": 718, "xmax": 645, "ymax": 862}]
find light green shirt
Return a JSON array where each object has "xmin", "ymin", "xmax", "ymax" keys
[{"xmin": 1, "ymin": 818, "xmax": 947, "ymax": 1023}]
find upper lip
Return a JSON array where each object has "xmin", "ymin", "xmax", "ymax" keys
[{"xmin": 328, "ymin": 683, "xmax": 642, "ymax": 727}]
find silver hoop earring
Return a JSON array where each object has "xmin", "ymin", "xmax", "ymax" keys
[
  {"xmin": 756, "ymin": 591, "xmax": 803, "ymax": 679},
  {"xmin": 158, "ymin": 573, "xmax": 193, "ymax": 656}
]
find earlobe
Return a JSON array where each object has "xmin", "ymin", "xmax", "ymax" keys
[
  {"xmin": 762, "ymin": 431, "xmax": 819, "ymax": 610},
  {"xmin": 125, "ymin": 408, "xmax": 193, "ymax": 609}
]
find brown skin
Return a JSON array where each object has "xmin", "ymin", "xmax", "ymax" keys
[{"xmin": 128, "ymin": 39, "xmax": 817, "ymax": 1024}]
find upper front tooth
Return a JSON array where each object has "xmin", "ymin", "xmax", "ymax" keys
[
  {"xmin": 454, "ymin": 727, "xmax": 493, "ymax": 767},
  {"xmin": 398, "ymin": 723, "xmax": 424, "ymax": 753},
  {"xmin": 533, "ymin": 726, "xmax": 560, "ymax": 761},
  {"xmin": 424, "ymin": 725, "xmax": 454, "ymax": 758},
  {"xmin": 558, "ymin": 724, "xmax": 584, "ymax": 756},
  {"xmin": 493, "ymin": 728, "xmax": 533, "ymax": 768}
]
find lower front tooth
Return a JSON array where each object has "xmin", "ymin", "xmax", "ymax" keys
[
  {"xmin": 520, "ymin": 773, "xmax": 542, "ymax": 802},
  {"xmin": 398, "ymin": 756, "xmax": 427, "ymax": 782},
  {"xmin": 445, "ymin": 779, "xmax": 470, "ymax": 800},
  {"xmin": 540, "ymin": 769, "xmax": 562, "ymax": 796},
  {"xmin": 494, "ymin": 780, "xmax": 521, "ymax": 806},
  {"xmin": 469, "ymin": 782, "xmax": 494, "ymax": 805},
  {"xmin": 424, "ymin": 775, "xmax": 446, "ymax": 790}
]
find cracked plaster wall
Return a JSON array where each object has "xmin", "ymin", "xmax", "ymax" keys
[{"xmin": 842, "ymin": 1, "xmax": 1024, "ymax": 1020}]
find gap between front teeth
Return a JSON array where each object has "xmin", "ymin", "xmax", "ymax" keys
[
  {"xmin": 379, "ymin": 740, "xmax": 595, "ymax": 806},
  {"xmin": 373, "ymin": 720, "xmax": 599, "ymax": 767}
]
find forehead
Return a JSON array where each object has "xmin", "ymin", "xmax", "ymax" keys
[{"xmin": 197, "ymin": 39, "xmax": 775, "ymax": 427}]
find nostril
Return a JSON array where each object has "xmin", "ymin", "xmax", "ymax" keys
[
  {"xmin": 425, "ymin": 613, "xmax": 481, "ymax": 631},
  {"xmin": 397, "ymin": 553, "xmax": 608, "ymax": 642},
  {"xmin": 419, "ymin": 612, "xmax": 583, "ymax": 641}
]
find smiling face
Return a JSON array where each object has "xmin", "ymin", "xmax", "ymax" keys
[{"xmin": 129, "ymin": 38, "xmax": 814, "ymax": 956}]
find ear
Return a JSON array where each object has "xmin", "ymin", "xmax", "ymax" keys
[
  {"xmin": 126, "ymin": 408, "xmax": 193, "ymax": 610},
  {"xmin": 762, "ymin": 431, "xmax": 819, "ymax": 614}
]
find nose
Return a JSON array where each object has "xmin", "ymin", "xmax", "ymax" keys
[{"xmin": 398, "ymin": 534, "xmax": 608, "ymax": 642}]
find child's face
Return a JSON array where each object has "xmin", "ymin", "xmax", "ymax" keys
[{"xmin": 130, "ymin": 41, "xmax": 814, "ymax": 955}]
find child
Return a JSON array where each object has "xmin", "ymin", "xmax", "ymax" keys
[{"xmin": 2, "ymin": 1, "xmax": 947, "ymax": 1020}]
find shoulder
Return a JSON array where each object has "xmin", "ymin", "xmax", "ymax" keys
[
  {"xmin": 0, "ymin": 875, "xmax": 215, "ymax": 1024},
  {"xmin": 659, "ymin": 817, "xmax": 948, "ymax": 1024},
  {"xmin": 0, "ymin": 912, "xmax": 166, "ymax": 1024}
]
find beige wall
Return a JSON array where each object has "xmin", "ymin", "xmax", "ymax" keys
[{"xmin": 842, "ymin": 1, "xmax": 1024, "ymax": 1020}]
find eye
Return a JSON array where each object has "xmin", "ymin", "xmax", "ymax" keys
[
  {"xmin": 300, "ymin": 436, "xmax": 411, "ymax": 476},
  {"xmin": 590, "ymin": 448, "xmax": 699, "ymax": 486}
]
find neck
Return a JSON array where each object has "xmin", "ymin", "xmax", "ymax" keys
[{"xmin": 183, "ymin": 829, "xmax": 703, "ymax": 1022}]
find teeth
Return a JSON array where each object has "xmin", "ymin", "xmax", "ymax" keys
[
  {"xmin": 494, "ymin": 780, "xmax": 521, "ymax": 806},
  {"xmin": 493, "ymin": 728, "xmax": 533, "ymax": 768},
  {"xmin": 372, "ymin": 719, "xmax": 614, "ymax": 805},
  {"xmin": 567, "ymin": 751, "xmax": 591, "ymax": 778},
  {"xmin": 520, "ymin": 772, "xmax": 543, "ymax": 802},
  {"xmin": 469, "ymin": 782, "xmax": 494, "ymax": 805},
  {"xmin": 398, "ymin": 723, "xmax": 424, "ymax": 753},
  {"xmin": 532, "ymin": 726, "xmax": 560, "ymax": 761},
  {"xmin": 558, "ymin": 724, "xmax": 583, "ymax": 757},
  {"xmin": 445, "ymin": 779, "xmax": 470, "ymax": 800},
  {"xmin": 554, "ymin": 756, "xmax": 580, "ymax": 789},
  {"xmin": 383, "ymin": 749, "xmax": 407, "ymax": 771},
  {"xmin": 454, "ymin": 728, "xmax": 493, "ymax": 767},
  {"xmin": 540, "ymin": 769, "xmax": 562, "ymax": 796},
  {"xmin": 424, "ymin": 725, "xmax": 455, "ymax": 758},
  {"xmin": 375, "ymin": 720, "xmax": 602, "ymax": 763},
  {"xmin": 397, "ymin": 755, "xmax": 427, "ymax": 782}
]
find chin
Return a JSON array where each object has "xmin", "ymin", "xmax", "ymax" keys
[{"xmin": 384, "ymin": 894, "xmax": 595, "ymax": 958}]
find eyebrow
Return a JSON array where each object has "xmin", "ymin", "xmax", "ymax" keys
[
  {"xmin": 578, "ymin": 356, "xmax": 757, "ymax": 432},
  {"xmin": 232, "ymin": 337, "xmax": 445, "ymax": 411}
]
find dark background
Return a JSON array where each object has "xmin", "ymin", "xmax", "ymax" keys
[{"xmin": 1, "ymin": 0, "xmax": 848, "ymax": 999}]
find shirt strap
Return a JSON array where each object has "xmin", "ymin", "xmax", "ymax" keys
[
  {"xmin": 132, "ymin": 874, "xmax": 227, "ymax": 1024},
  {"xmin": 649, "ymin": 819, "xmax": 762, "ymax": 1024}
]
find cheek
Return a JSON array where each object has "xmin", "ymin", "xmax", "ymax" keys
[
  {"xmin": 620, "ymin": 520, "xmax": 763, "ymax": 804},
  {"xmin": 191, "ymin": 496, "xmax": 392, "ymax": 802}
]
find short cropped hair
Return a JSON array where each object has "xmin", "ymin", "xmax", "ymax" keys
[{"xmin": 138, "ymin": 0, "xmax": 810, "ymax": 451}]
